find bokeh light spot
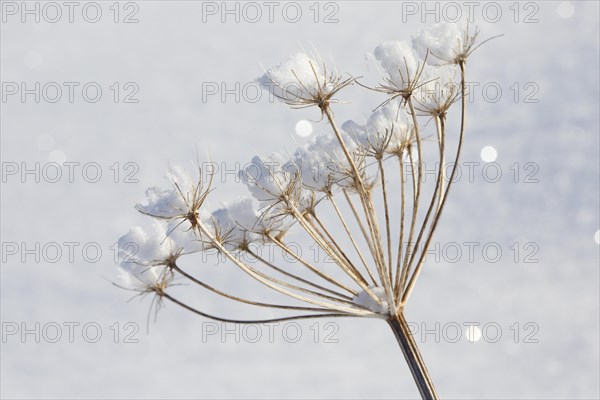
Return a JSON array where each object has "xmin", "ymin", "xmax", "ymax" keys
[
  {"xmin": 465, "ymin": 325, "xmax": 482, "ymax": 343},
  {"xmin": 295, "ymin": 120, "xmax": 313, "ymax": 137},
  {"xmin": 480, "ymin": 146, "xmax": 497, "ymax": 163},
  {"xmin": 48, "ymin": 150, "xmax": 66, "ymax": 164},
  {"xmin": 557, "ymin": 2, "xmax": 574, "ymax": 19}
]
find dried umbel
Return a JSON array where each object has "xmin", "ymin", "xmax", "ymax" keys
[{"xmin": 117, "ymin": 23, "xmax": 498, "ymax": 399}]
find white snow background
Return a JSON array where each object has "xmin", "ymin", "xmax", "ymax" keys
[{"xmin": 1, "ymin": 1, "xmax": 599, "ymax": 399}]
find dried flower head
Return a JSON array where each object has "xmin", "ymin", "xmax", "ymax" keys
[
  {"xmin": 257, "ymin": 52, "xmax": 356, "ymax": 113},
  {"xmin": 372, "ymin": 40, "xmax": 429, "ymax": 101},
  {"xmin": 136, "ymin": 165, "xmax": 212, "ymax": 233},
  {"xmin": 292, "ymin": 130, "xmax": 358, "ymax": 194},
  {"xmin": 117, "ymin": 24, "xmax": 499, "ymax": 400},
  {"xmin": 413, "ymin": 64, "xmax": 461, "ymax": 117},
  {"xmin": 343, "ymin": 98, "xmax": 415, "ymax": 160},
  {"xmin": 413, "ymin": 22, "xmax": 502, "ymax": 66}
]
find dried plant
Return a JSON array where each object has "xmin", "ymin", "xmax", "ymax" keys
[{"xmin": 117, "ymin": 23, "xmax": 498, "ymax": 399}]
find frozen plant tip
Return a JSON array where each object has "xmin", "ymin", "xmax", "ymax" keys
[
  {"xmin": 117, "ymin": 22, "xmax": 499, "ymax": 400},
  {"xmin": 258, "ymin": 52, "xmax": 356, "ymax": 113}
]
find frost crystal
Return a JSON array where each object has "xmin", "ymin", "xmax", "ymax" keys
[
  {"xmin": 343, "ymin": 99, "xmax": 414, "ymax": 158},
  {"xmin": 206, "ymin": 197, "xmax": 260, "ymax": 248},
  {"xmin": 353, "ymin": 287, "xmax": 389, "ymax": 314},
  {"xmin": 292, "ymin": 131, "xmax": 357, "ymax": 192},
  {"xmin": 257, "ymin": 53, "xmax": 330, "ymax": 105},
  {"xmin": 413, "ymin": 64, "xmax": 458, "ymax": 114},
  {"xmin": 117, "ymin": 222, "xmax": 176, "ymax": 288},
  {"xmin": 412, "ymin": 22, "xmax": 463, "ymax": 65},
  {"xmin": 374, "ymin": 40, "xmax": 420, "ymax": 90},
  {"xmin": 135, "ymin": 165, "xmax": 199, "ymax": 219},
  {"xmin": 239, "ymin": 154, "xmax": 296, "ymax": 203}
]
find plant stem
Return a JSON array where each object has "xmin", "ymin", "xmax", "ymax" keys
[
  {"xmin": 402, "ymin": 62, "xmax": 467, "ymax": 304},
  {"xmin": 388, "ymin": 312, "xmax": 439, "ymax": 400}
]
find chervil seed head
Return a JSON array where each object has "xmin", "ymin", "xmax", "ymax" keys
[
  {"xmin": 136, "ymin": 165, "xmax": 212, "ymax": 233},
  {"xmin": 257, "ymin": 52, "xmax": 356, "ymax": 114}
]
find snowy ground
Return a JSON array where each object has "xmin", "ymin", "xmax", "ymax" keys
[{"xmin": 1, "ymin": 1, "xmax": 599, "ymax": 399}]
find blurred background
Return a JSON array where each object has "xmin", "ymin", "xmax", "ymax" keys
[{"xmin": 1, "ymin": 1, "xmax": 599, "ymax": 398}]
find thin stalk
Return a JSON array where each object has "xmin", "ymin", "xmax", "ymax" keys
[
  {"xmin": 394, "ymin": 157, "xmax": 406, "ymax": 298},
  {"xmin": 323, "ymin": 105, "xmax": 367, "ymax": 197},
  {"xmin": 359, "ymin": 192, "xmax": 398, "ymax": 312},
  {"xmin": 289, "ymin": 206, "xmax": 382, "ymax": 304},
  {"xmin": 162, "ymin": 292, "xmax": 354, "ymax": 324},
  {"xmin": 324, "ymin": 106, "xmax": 389, "ymax": 293},
  {"xmin": 309, "ymin": 213, "xmax": 370, "ymax": 288},
  {"xmin": 237, "ymin": 250, "xmax": 359, "ymax": 306},
  {"xmin": 268, "ymin": 234, "xmax": 357, "ymax": 295},
  {"xmin": 246, "ymin": 249, "xmax": 353, "ymax": 301},
  {"xmin": 329, "ymin": 194, "xmax": 378, "ymax": 286},
  {"xmin": 407, "ymin": 147, "xmax": 418, "ymax": 203},
  {"xmin": 293, "ymin": 208, "xmax": 357, "ymax": 279},
  {"xmin": 397, "ymin": 149, "xmax": 418, "ymax": 296},
  {"xmin": 401, "ymin": 115, "xmax": 446, "ymax": 299},
  {"xmin": 343, "ymin": 190, "xmax": 379, "ymax": 278},
  {"xmin": 437, "ymin": 116, "xmax": 446, "ymax": 210},
  {"xmin": 400, "ymin": 104, "xmax": 423, "ymax": 294},
  {"xmin": 363, "ymin": 190, "xmax": 390, "ymax": 290},
  {"xmin": 402, "ymin": 62, "xmax": 467, "ymax": 304},
  {"xmin": 388, "ymin": 312, "xmax": 439, "ymax": 400},
  {"xmin": 355, "ymin": 188, "xmax": 389, "ymax": 292},
  {"xmin": 400, "ymin": 99, "xmax": 423, "ymax": 280},
  {"xmin": 346, "ymin": 183, "xmax": 388, "ymax": 290},
  {"xmin": 378, "ymin": 157, "xmax": 394, "ymax": 285},
  {"xmin": 172, "ymin": 264, "xmax": 331, "ymax": 312},
  {"xmin": 197, "ymin": 223, "xmax": 372, "ymax": 315}
]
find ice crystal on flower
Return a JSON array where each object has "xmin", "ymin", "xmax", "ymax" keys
[
  {"xmin": 374, "ymin": 40, "xmax": 421, "ymax": 91},
  {"xmin": 258, "ymin": 52, "xmax": 355, "ymax": 111},
  {"xmin": 117, "ymin": 222, "xmax": 177, "ymax": 289},
  {"xmin": 412, "ymin": 22, "xmax": 463, "ymax": 65},
  {"xmin": 353, "ymin": 287, "xmax": 389, "ymax": 314}
]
